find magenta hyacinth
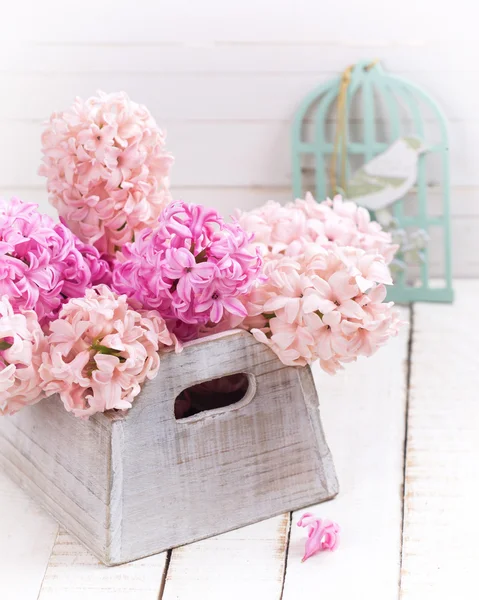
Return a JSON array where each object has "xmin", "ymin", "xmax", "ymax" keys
[
  {"xmin": 113, "ymin": 201, "xmax": 262, "ymax": 336},
  {"xmin": 0, "ymin": 198, "xmax": 111, "ymax": 326}
]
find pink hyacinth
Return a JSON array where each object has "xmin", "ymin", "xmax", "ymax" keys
[
  {"xmin": 237, "ymin": 192, "xmax": 398, "ymax": 264},
  {"xmin": 246, "ymin": 245, "xmax": 400, "ymax": 374},
  {"xmin": 297, "ymin": 512, "xmax": 340, "ymax": 562},
  {"xmin": 0, "ymin": 198, "xmax": 111, "ymax": 326},
  {"xmin": 113, "ymin": 201, "xmax": 262, "ymax": 338},
  {"xmin": 39, "ymin": 91, "xmax": 174, "ymax": 256},
  {"xmin": 39, "ymin": 285, "xmax": 176, "ymax": 418},
  {"xmin": 0, "ymin": 296, "xmax": 47, "ymax": 416}
]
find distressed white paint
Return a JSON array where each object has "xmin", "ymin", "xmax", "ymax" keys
[
  {"xmin": 400, "ymin": 281, "xmax": 479, "ymax": 599},
  {"xmin": 38, "ymin": 529, "xmax": 167, "ymax": 600},
  {"xmin": 283, "ymin": 307, "xmax": 410, "ymax": 599},
  {"xmin": 0, "ymin": 392, "xmax": 114, "ymax": 561},
  {"xmin": 0, "ymin": 330, "xmax": 337, "ymax": 566},
  {"xmin": 0, "ymin": 72, "xmax": 477, "ymax": 122},
  {"xmin": 0, "ymin": 471, "xmax": 59, "ymax": 600},
  {"xmin": 1, "ymin": 0, "xmax": 475, "ymax": 43},
  {"xmin": 162, "ymin": 515, "xmax": 290, "ymax": 600},
  {"xmin": 0, "ymin": 43, "xmax": 478, "ymax": 76}
]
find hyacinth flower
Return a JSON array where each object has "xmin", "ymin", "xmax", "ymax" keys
[
  {"xmin": 39, "ymin": 285, "xmax": 176, "ymax": 418},
  {"xmin": 297, "ymin": 512, "xmax": 340, "ymax": 562},
  {"xmin": 113, "ymin": 200, "xmax": 262, "ymax": 339},
  {"xmin": 0, "ymin": 197, "xmax": 111, "ymax": 326},
  {"xmin": 39, "ymin": 91, "xmax": 174, "ymax": 257},
  {"xmin": 237, "ymin": 193, "xmax": 398, "ymax": 264},
  {"xmin": 0, "ymin": 296, "xmax": 47, "ymax": 416},
  {"xmin": 246, "ymin": 244, "xmax": 401, "ymax": 374}
]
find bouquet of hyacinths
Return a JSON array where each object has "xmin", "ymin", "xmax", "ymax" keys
[{"xmin": 0, "ymin": 91, "xmax": 401, "ymax": 420}]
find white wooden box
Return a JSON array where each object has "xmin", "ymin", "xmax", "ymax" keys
[{"xmin": 0, "ymin": 330, "xmax": 338, "ymax": 565}]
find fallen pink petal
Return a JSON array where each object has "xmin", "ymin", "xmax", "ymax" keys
[{"xmin": 297, "ymin": 512, "xmax": 341, "ymax": 562}]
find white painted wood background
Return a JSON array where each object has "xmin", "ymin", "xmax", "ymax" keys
[
  {"xmin": 1, "ymin": 1, "xmax": 478, "ymax": 275},
  {"xmin": 3, "ymin": 282, "xmax": 478, "ymax": 598}
]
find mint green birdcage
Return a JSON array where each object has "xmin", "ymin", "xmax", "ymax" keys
[{"xmin": 291, "ymin": 60, "xmax": 453, "ymax": 303}]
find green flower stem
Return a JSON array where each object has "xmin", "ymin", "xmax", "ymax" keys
[
  {"xmin": 195, "ymin": 248, "xmax": 208, "ymax": 263},
  {"xmin": 262, "ymin": 312, "xmax": 275, "ymax": 319}
]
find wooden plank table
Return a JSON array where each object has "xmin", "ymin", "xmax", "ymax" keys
[{"xmin": 1, "ymin": 281, "xmax": 476, "ymax": 599}]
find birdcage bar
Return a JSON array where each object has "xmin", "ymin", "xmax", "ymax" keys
[
  {"xmin": 314, "ymin": 85, "xmax": 338, "ymax": 199},
  {"xmin": 297, "ymin": 142, "xmax": 390, "ymax": 156},
  {"xmin": 382, "ymin": 81, "xmax": 405, "ymax": 221},
  {"xmin": 394, "ymin": 73, "xmax": 453, "ymax": 299},
  {"xmin": 292, "ymin": 80, "xmax": 337, "ymax": 198},
  {"xmin": 361, "ymin": 76, "xmax": 375, "ymax": 163},
  {"xmin": 371, "ymin": 75, "xmax": 407, "ymax": 285},
  {"xmin": 441, "ymin": 150, "xmax": 453, "ymax": 294},
  {"xmin": 382, "ymin": 81, "xmax": 401, "ymax": 140},
  {"xmin": 398, "ymin": 84, "xmax": 430, "ymax": 287}
]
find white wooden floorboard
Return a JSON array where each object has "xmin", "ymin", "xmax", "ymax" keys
[
  {"xmin": 0, "ymin": 470, "xmax": 58, "ymax": 600},
  {"xmin": 400, "ymin": 280, "xmax": 479, "ymax": 599},
  {"xmin": 38, "ymin": 529, "xmax": 167, "ymax": 600},
  {"xmin": 283, "ymin": 307, "xmax": 411, "ymax": 600},
  {"xmin": 161, "ymin": 514, "xmax": 289, "ymax": 600}
]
